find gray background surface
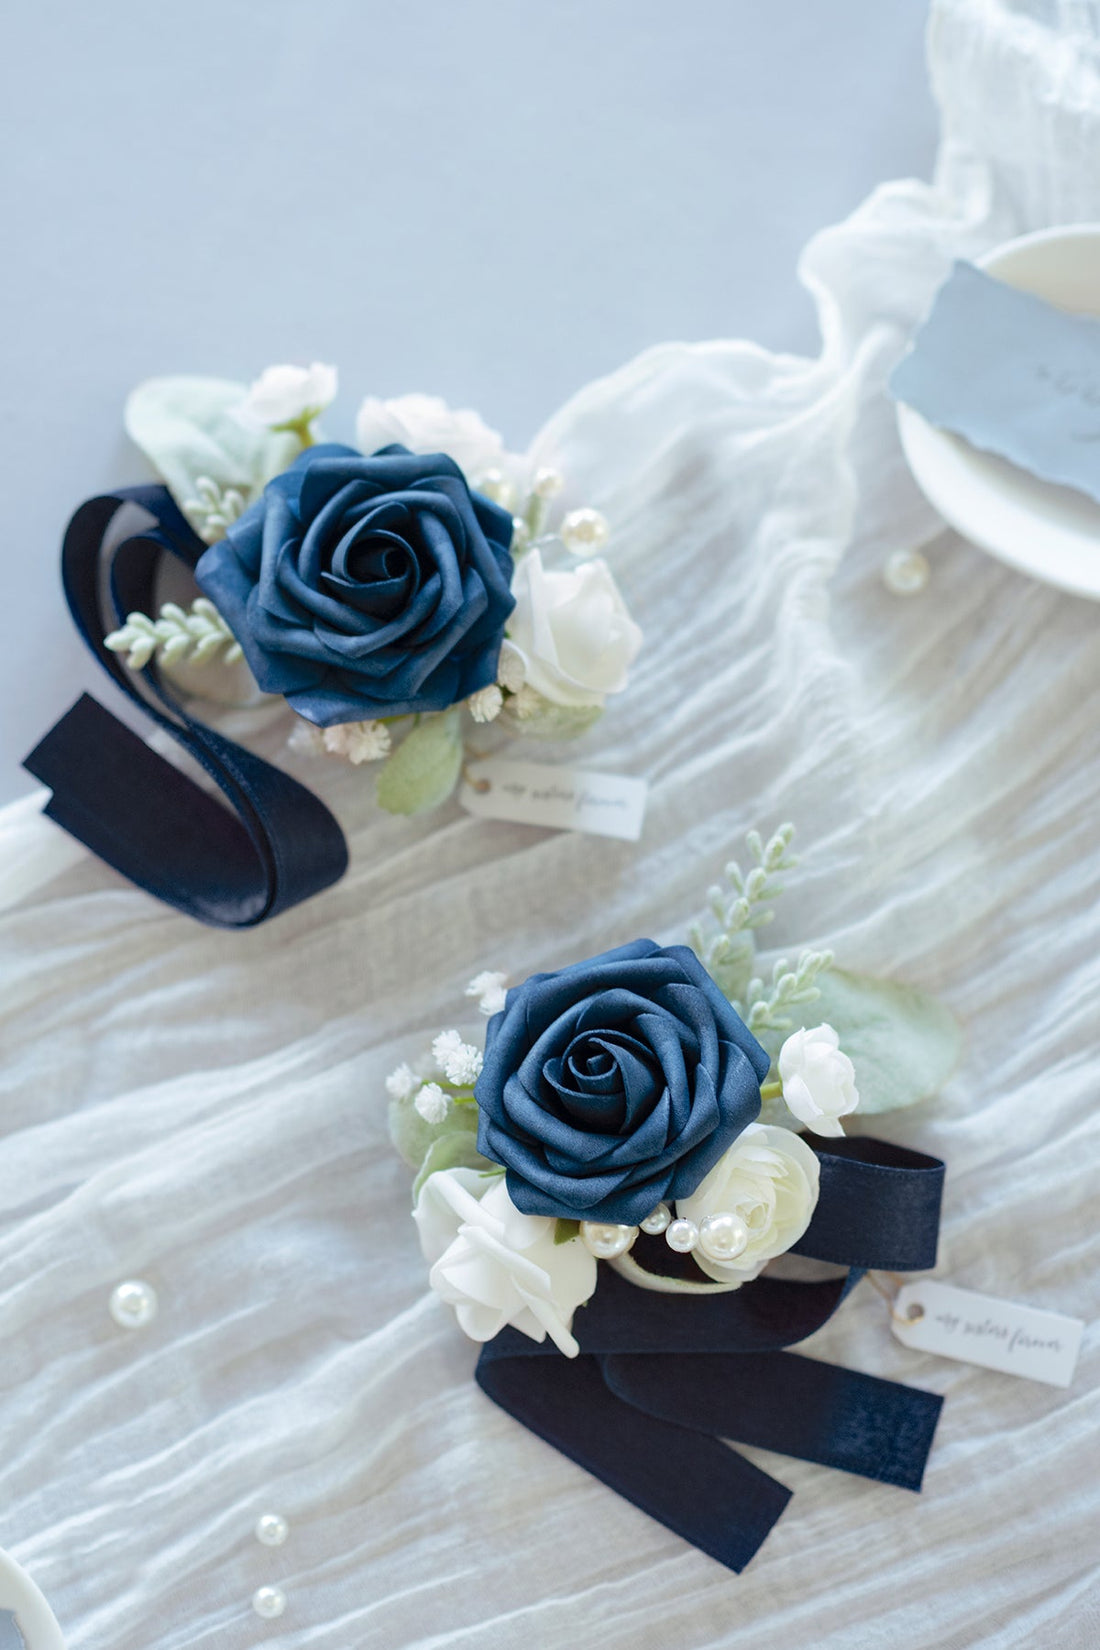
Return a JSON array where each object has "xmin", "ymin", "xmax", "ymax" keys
[{"xmin": 0, "ymin": 0, "xmax": 936, "ymax": 804}]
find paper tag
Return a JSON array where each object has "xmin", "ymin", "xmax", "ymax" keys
[
  {"xmin": 459, "ymin": 758, "xmax": 647, "ymax": 841},
  {"xmin": 892, "ymin": 1281, "xmax": 1084, "ymax": 1388}
]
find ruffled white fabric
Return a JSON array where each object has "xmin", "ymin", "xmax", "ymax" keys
[{"xmin": 1, "ymin": 4, "xmax": 1099, "ymax": 1645}]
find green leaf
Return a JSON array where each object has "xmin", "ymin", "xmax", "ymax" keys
[
  {"xmin": 124, "ymin": 376, "xmax": 299, "ymax": 518},
  {"xmin": 375, "ymin": 710, "xmax": 464, "ymax": 815},
  {"xmin": 500, "ymin": 697, "xmax": 604, "ymax": 741},
  {"xmin": 388, "ymin": 1082, "xmax": 479, "ymax": 1172},
  {"xmin": 793, "ymin": 967, "xmax": 961, "ymax": 1115},
  {"xmin": 411, "ymin": 1131, "xmax": 495, "ymax": 1203},
  {"xmin": 554, "ymin": 1218, "xmax": 581, "ymax": 1245}
]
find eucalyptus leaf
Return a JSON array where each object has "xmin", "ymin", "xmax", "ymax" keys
[
  {"xmin": 388, "ymin": 1085, "xmax": 478, "ymax": 1172},
  {"xmin": 411, "ymin": 1131, "xmax": 495, "ymax": 1203},
  {"xmin": 375, "ymin": 710, "xmax": 464, "ymax": 815},
  {"xmin": 500, "ymin": 698, "xmax": 604, "ymax": 741},
  {"xmin": 788, "ymin": 967, "xmax": 961, "ymax": 1114},
  {"xmin": 124, "ymin": 375, "xmax": 299, "ymax": 520}
]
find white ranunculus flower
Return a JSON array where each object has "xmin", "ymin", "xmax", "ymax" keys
[
  {"xmin": 242, "ymin": 362, "xmax": 338, "ymax": 429},
  {"xmin": 676, "ymin": 1124, "xmax": 821, "ymax": 1285},
  {"xmin": 414, "ymin": 1167, "xmax": 596, "ymax": 1357},
  {"xmin": 778, "ymin": 1024, "xmax": 860, "ymax": 1138},
  {"xmin": 355, "ymin": 393, "xmax": 507, "ymax": 482},
  {"xmin": 506, "ymin": 548, "xmax": 643, "ymax": 709}
]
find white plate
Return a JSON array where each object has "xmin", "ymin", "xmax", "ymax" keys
[
  {"xmin": 0, "ymin": 1551, "xmax": 64, "ymax": 1650},
  {"xmin": 896, "ymin": 223, "xmax": 1100, "ymax": 600}
]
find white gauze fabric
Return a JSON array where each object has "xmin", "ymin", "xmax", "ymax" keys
[{"xmin": 0, "ymin": 2, "xmax": 1098, "ymax": 1646}]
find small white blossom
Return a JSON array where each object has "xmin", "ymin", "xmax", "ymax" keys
[
  {"xmin": 415, "ymin": 1169, "xmax": 596, "ymax": 1357},
  {"xmin": 508, "ymin": 685, "xmax": 544, "ymax": 721},
  {"xmin": 321, "ymin": 720, "xmax": 392, "ymax": 764},
  {"xmin": 431, "ymin": 1029, "xmax": 483, "ymax": 1086},
  {"xmin": 778, "ymin": 1024, "xmax": 860, "ymax": 1137},
  {"xmin": 467, "ymin": 684, "xmax": 503, "ymax": 724},
  {"xmin": 355, "ymin": 393, "xmax": 506, "ymax": 480},
  {"xmin": 385, "ymin": 1062, "xmax": 419, "ymax": 1101},
  {"xmin": 242, "ymin": 362, "xmax": 338, "ymax": 431},
  {"xmin": 497, "ymin": 641, "xmax": 526, "ymax": 694},
  {"xmin": 414, "ymin": 1082, "xmax": 450, "ymax": 1125},
  {"xmin": 507, "ymin": 549, "xmax": 642, "ymax": 709},
  {"xmin": 287, "ymin": 719, "xmax": 326, "ymax": 757},
  {"xmin": 466, "ymin": 970, "xmax": 508, "ymax": 1016}
]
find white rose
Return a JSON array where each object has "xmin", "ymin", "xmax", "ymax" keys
[
  {"xmin": 242, "ymin": 362, "xmax": 338, "ymax": 429},
  {"xmin": 355, "ymin": 393, "xmax": 507, "ymax": 482},
  {"xmin": 506, "ymin": 548, "xmax": 643, "ymax": 708},
  {"xmin": 676, "ymin": 1124, "xmax": 820, "ymax": 1285},
  {"xmin": 778, "ymin": 1024, "xmax": 860, "ymax": 1138},
  {"xmin": 414, "ymin": 1168, "xmax": 596, "ymax": 1357}
]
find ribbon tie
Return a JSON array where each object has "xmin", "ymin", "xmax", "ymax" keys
[
  {"xmin": 24, "ymin": 486, "xmax": 347, "ymax": 926},
  {"xmin": 477, "ymin": 1136, "xmax": 945, "ymax": 1571}
]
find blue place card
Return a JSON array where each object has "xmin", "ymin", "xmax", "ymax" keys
[{"xmin": 891, "ymin": 260, "xmax": 1100, "ymax": 504}]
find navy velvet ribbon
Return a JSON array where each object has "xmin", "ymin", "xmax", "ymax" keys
[
  {"xmin": 23, "ymin": 486, "xmax": 348, "ymax": 926},
  {"xmin": 476, "ymin": 1135, "xmax": 945, "ymax": 1572}
]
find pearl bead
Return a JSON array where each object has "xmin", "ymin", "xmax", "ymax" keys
[
  {"xmin": 255, "ymin": 1512, "xmax": 289, "ymax": 1547},
  {"xmin": 883, "ymin": 548, "xmax": 930, "ymax": 596},
  {"xmin": 252, "ymin": 1586, "xmax": 287, "ymax": 1620},
  {"xmin": 532, "ymin": 466, "xmax": 565, "ymax": 499},
  {"xmin": 698, "ymin": 1211, "xmax": 750, "ymax": 1263},
  {"xmin": 476, "ymin": 468, "xmax": 517, "ymax": 511},
  {"xmin": 109, "ymin": 1279, "xmax": 158, "ymax": 1330},
  {"xmin": 639, "ymin": 1202, "xmax": 672, "ymax": 1235},
  {"xmin": 560, "ymin": 507, "xmax": 610, "ymax": 557},
  {"xmin": 579, "ymin": 1221, "xmax": 637, "ymax": 1259},
  {"xmin": 665, "ymin": 1218, "xmax": 699, "ymax": 1254}
]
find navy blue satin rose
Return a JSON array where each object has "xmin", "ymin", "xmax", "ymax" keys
[
  {"xmin": 196, "ymin": 443, "xmax": 515, "ymax": 726},
  {"xmin": 476, "ymin": 940, "xmax": 769, "ymax": 1225}
]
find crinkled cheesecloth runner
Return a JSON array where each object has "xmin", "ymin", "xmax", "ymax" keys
[{"xmin": 1, "ymin": 2, "xmax": 1098, "ymax": 1646}]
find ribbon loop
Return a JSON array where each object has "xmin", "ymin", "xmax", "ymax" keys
[
  {"xmin": 476, "ymin": 1137, "xmax": 945, "ymax": 1571},
  {"xmin": 23, "ymin": 487, "xmax": 347, "ymax": 926}
]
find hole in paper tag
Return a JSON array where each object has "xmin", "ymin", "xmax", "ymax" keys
[
  {"xmin": 892, "ymin": 1280, "xmax": 1083, "ymax": 1389},
  {"xmin": 459, "ymin": 758, "xmax": 647, "ymax": 842}
]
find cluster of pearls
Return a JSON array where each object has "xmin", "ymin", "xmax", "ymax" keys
[
  {"xmin": 252, "ymin": 1513, "xmax": 290, "ymax": 1619},
  {"xmin": 579, "ymin": 1203, "xmax": 750, "ymax": 1265},
  {"xmin": 473, "ymin": 463, "xmax": 610, "ymax": 564},
  {"xmin": 108, "ymin": 1279, "xmax": 293, "ymax": 1623}
]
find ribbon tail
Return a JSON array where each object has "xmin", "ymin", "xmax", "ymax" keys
[
  {"xmin": 24, "ymin": 694, "xmax": 347, "ymax": 928},
  {"xmin": 604, "ymin": 1348, "xmax": 943, "ymax": 1492},
  {"xmin": 476, "ymin": 1347, "xmax": 791, "ymax": 1573}
]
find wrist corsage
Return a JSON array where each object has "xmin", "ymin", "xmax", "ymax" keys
[
  {"xmin": 387, "ymin": 826, "xmax": 959, "ymax": 1571},
  {"xmin": 24, "ymin": 367, "xmax": 641, "ymax": 926}
]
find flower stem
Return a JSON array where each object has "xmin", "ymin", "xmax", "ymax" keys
[{"xmin": 760, "ymin": 1079, "xmax": 783, "ymax": 1102}]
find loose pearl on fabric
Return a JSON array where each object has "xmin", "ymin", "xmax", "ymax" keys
[
  {"xmin": 698, "ymin": 1212, "xmax": 750, "ymax": 1263},
  {"xmin": 580, "ymin": 1221, "xmax": 637, "ymax": 1259},
  {"xmin": 108, "ymin": 1279, "xmax": 158, "ymax": 1329},
  {"xmin": 255, "ymin": 1513, "xmax": 289, "ymax": 1547},
  {"xmin": 640, "ymin": 1202, "xmax": 672, "ymax": 1235},
  {"xmin": 883, "ymin": 548, "xmax": 930, "ymax": 595},
  {"xmin": 252, "ymin": 1586, "xmax": 287, "ymax": 1620},
  {"xmin": 532, "ymin": 467, "xmax": 565, "ymax": 499},
  {"xmin": 665, "ymin": 1218, "xmax": 699, "ymax": 1253},
  {"xmin": 560, "ymin": 507, "xmax": 610, "ymax": 557}
]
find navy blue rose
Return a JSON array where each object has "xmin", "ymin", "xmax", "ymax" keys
[
  {"xmin": 196, "ymin": 443, "xmax": 515, "ymax": 726},
  {"xmin": 475, "ymin": 940, "xmax": 769, "ymax": 1225}
]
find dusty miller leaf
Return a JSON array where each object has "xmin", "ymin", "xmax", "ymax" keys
[{"xmin": 375, "ymin": 710, "xmax": 464, "ymax": 815}]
